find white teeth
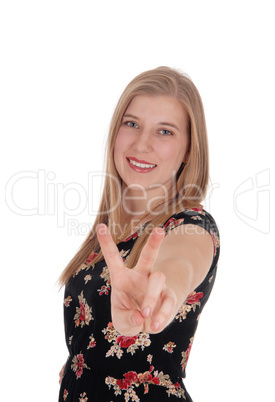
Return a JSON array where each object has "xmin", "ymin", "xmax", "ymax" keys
[{"xmin": 129, "ymin": 159, "xmax": 156, "ymax": 168}]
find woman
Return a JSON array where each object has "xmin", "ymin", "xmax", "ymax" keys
[{"xmin": 58, "ymin": 66, "xmax": 220, "ymax": 401}]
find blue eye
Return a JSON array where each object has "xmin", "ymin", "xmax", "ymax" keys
[
  {"xmin": 160, "ymin": 129, "xmax": 172, "ymax": 136},
  {"xmin": 125, "ymin": 121, "xmax": 138, "ymax": 128}
]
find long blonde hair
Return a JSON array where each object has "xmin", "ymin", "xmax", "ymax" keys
[{"xmin": 58, "ymin": 66, "xmax": 209, "ymax": 287}]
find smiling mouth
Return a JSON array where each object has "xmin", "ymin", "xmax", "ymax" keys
[{"xmin": 127, "ymin": 158, "xmax": 157, "ymax": 169}]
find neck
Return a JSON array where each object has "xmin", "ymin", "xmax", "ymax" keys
[
  {"xmin": 116, "ymin": 185, "xmax": 176, "ymax": 242},
  {"xmin": 117, "ymin": 197, "xmax": 166, "ymax": 242},
  {"xmin": 121, "ymin": 187, "xmax": 168, "ymax": 219}
]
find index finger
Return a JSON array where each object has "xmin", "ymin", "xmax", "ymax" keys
[
  {"xmin": 96, "ymin": 224, "xmax": 124, "ymax": 274},
  {"xmin": 135, "ymin": 227, "xmax": 165, "ymax": 274}
]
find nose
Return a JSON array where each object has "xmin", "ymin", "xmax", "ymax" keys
[{"xmin": 133, "ymin": 128, "xmax": 153, "ymax": 153}]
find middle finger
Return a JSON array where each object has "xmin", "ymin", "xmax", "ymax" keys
[{"xmin": 135, "ymin": 227, "xmax": 165, "ymax": 274}]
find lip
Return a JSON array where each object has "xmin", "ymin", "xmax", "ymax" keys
[
  {"xmin": 126, "ymin": 157, "xmax": 157, "ymax": 173},
  {"xmin": 127, "ymin": 156, "xmax": 156, "ymax": 165}
]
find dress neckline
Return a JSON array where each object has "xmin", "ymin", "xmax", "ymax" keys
[{"xmin": 118, "ymin": 220, "xmax": 152, "ymax": 244}]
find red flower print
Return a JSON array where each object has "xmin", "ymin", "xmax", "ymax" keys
[
  {"xmin": 74, "ymin": 291, "xmax": 93, "ymax": 328},
  {"xmin": 64, "ymin": 296, "xmax": 72, "ymax": 307},
  {"xmin": 163, "ymin": 341, "xmax": 176, "ymax": 353},
  {"xmin": 124, "ymin": 371, "xmax": 138, "ymax": 382},
  {"xmin": 210, "ymin": 229, "xmax": 220, "ymax": 256},
  {"xmin": 123, "ymin": 231, "xmax": 138, "ymax": 242},
  {"xmin": 79, "ymin": 393, "xmax": 88, "ymax": 402},
  {"xmin": 163, "ymin": 217, "xmax": 185, "ymax": 232},
  {"xmin": 79, "ymin": 302, "xmax": 85, "ymax": 322},
  {"xmin": 98, "ymin": 284, "xmax": 110, "ymax": 296},
  {"xmin": 71, "ymin": 353, "xmax": 90, "ymax": 379},
  {"xmin": 163, "ymin": 217, "xmax": 176, "ymax": 229},
  {"xmin": 116, "ymin": 335, "xmax": 138, "ymax": 348},
  {"xmin": 63, "ymin": 389, "xmax": 69, "ymax": 400},
  {"xmin": 190, "ymin": 207, "xmax": 203, "ymax": 212},
  {"xmin": 163, "ymin": 218, "xmax": 176, "ymax": 229},
  {"xmin": 84, "ymin": 274, "xmax": 92, "ymax": 284},
  {"xmin": 181, "ymin": 338, "xmax": 194, "ymax": 371},
  {"xmin": 137, "ymin": 366, "xmax": 159, "ymax": 387},
  {"xmin": 187, "ymin": 291, "xmax": 203, "ymax": 304},
  {"xmin": 186, "ymin": 343, "xmax": 192, "ymax": 362},
  {"xmin": 75, "ymin": 354, "xmax": 84, "ymax": 378},
  {"xmin": 115, "ymin": 367, "xmax": 160, "ymax": 392},
  {"xmin": 87, "ymin": 334, "xmax": 96, "ymax": 349},
  {"xmin": 106, "ymin": 364, "xmax": 186, "ymax": 399},
  {"xmin": 116, "ymin": 378, "xmax": 131, "ymax": 389},
  {"xmin": 152, "ymin": 377, "xmax": 160, "ymax": 385},
  {"xmin": 142, "ymin": 371, "xmax": 153, "ymax": 382},
  {"xmin": 85, "ymin": 253, "xmax": 98, "ymax": 264},
  {"xmin": 210, "ymin": 230, "xmax": 216, "ymax": 254},
  {"xmin": 176, "ymin": 292, "xmax": 203, "ymax": 322},
  {"xmin": 147, "ymin": 354, "xmax": 153, "ymax": 364}
]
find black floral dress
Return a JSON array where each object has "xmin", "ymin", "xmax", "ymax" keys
[{"xmin": 59, "ymin": 208, "xmax": 220, "ymax": 402}]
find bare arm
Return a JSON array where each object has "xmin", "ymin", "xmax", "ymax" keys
[
  {"xmin": 141, "ymin": 224, "xmax": 214, "ymax": 332},
  {"xmin": 96, "ymin": 223, "xmax": 213, "ymax": 336}
]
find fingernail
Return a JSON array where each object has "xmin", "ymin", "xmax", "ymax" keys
[
  {"xmin": 142, "ymin": 307, "xmax": 151, "ymax": 317},
  {"xmin": 97, "ymin": 224, "xmax": 107, "ymax": 235},
  {"xmin": 153, "ymin": 321, "xmax": 160, "ymax": 331},
  {"xmin": 154, "ymin": 227, "xmax": 165, "ymax": 235}
]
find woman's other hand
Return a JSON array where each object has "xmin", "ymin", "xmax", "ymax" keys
[{"xmin": 59, "ymin": 363, "xmax": 66, "ymax": 385}]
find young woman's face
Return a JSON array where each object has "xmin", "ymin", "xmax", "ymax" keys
[{"xmin": 114, "ymin": 95, "xmax": 190, "ymax": 199}]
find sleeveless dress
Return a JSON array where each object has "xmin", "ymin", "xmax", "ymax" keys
[{"xmin": 59, "ymin": 208, "xmax": 220, "ymax": 402}]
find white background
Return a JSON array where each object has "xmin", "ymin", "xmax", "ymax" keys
[{"xmin": 1, "ymin": 1, "xmax": 274, "ymax": 400}]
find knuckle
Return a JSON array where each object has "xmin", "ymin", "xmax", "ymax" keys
[
  {"xmin": 159, "ymin": 311, "xmax": 169, "ymax": 322},
  {"xmin": 168, "ymin": 290, "xmax": 177, "ymax": 304},
  {"xmin": 145, "ymin": 295, "xmax": 157, "ymax": 307},
  {"xmin": 140, "ymin": 254, "xmax": 154, "ymax": 266},
  {"xmin": 152, "ymin": 271, "xmax": 166, "ymax": 283},
  {"xmin": 164, "ymin": 293, "xmax": 177, "ymax": 310}
]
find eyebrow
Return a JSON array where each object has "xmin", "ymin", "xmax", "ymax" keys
[
  {"xmin": 159, "ymin": 122, "xmax": 180, "ymax": 132},
  {"xmin": 122, "ymin": 114, "xmax": 180, "ymax": 132},
  {"xmin": 123, "ymin": 114, "xmax": 139, "ymax": 120}
]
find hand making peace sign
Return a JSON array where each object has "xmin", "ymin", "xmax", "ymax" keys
[{"xmin": 96, "ymin": 223, "xmax": 178, "ymax": 337}]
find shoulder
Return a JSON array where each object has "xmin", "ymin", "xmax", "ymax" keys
[
  {"xmin": 154, "ymin": 207, "xmax": 220, "ymax": 294},
  {"xmin": 160, "ymin": 208, "xmax": 220, "ymax": 265},
  {"xmin": 163, "ymin": 207, "xmax": 219, "ymax": 234}
]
